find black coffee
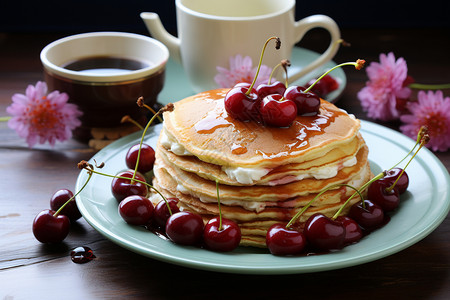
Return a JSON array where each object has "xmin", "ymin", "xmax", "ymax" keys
[{"xmin": 62, "ymin": 56, "xmax": 150, "ymax": 75}]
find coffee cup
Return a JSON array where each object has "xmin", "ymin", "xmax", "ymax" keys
[
  {"xmin": 40, "ymin": 32, "xmax": 169, "ymax": 139},
  {"xmin": 141, "ymin": 0, "xmax": 340, "ymax": 93}
]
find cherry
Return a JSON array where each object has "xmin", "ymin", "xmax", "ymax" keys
[
  {"xmin": 259, "ymin": 94, "xmax": 297, "ymax": 127},
  {"xmin": 165, "ymin": 211, "xmax": 204, "ymax": 246},
  {"xmin": 224, "ymin": 86, "xmax": 260, "ymax": 121},
  {"xmin": 335, "ymin": 216, "xmax": 363, "ymax": 245},
  {"xmin": 383, "ymin": 168, "xmax": 409, "ymax": 194},
  {"xmin": 154, "ymin": 198, "xmax": 180, "ymax": 228},
  {"xmin": 284, "ymin": 86, "xmax": 321, "ymax": 116},
  {"xmin": 307, "ymin": 74, "xmax": 339, "ymax": 98},
  {"xmin": 125, "ymin": 143, "xmax": 155, "ymax": 174},
  {"xmin": 224, "ymin": 36, "xmax": 280, "ymax": 122},
  {"xmin": 32, "ymin": 209, "xmax": 70, "ymax": 243},
  {"xmin": 119, "ymin": 195, "xmax": 154, "ymax": 226},
  {"xmin": 266, "ymin": 223, "xmax": 306, "ymax": 255},
  {"xmin": 367, "ymin": 179, "xmax": 400, "ymax": 212},
  {"xmin": 50, "ymin": 189, "xmax": 81, "ymax": 222},
  {"xmin": 111, "ymin": 170, "xmax": 148, "ymax": 202},
  {"xmin": 348, "ymin": 199, "xmax": 385, "ymax": 229},
  {"xmin": 203, "ymin": 217, "xmax": 241, "ymax": 252},
  {"xmin": 304, "ymin": 213, "xmax": 345, "ymax": 250},
  {"xmin": 256, "ymin": 81, "xmax": 286, "ymax": 100}
]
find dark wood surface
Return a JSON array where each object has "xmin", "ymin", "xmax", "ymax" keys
[{"xmin": 1, "ymin": 29, "xmax": 449, "ymax": 299}]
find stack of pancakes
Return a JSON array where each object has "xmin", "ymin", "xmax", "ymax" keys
[{"xmin": 151, "ymin": 89, "xmax": 372, "ymax": 247}]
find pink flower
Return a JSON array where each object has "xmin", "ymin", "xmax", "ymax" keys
[
  {"xmin": 214, "ymin": 54, "xmax": 273, "ymax": 88},
  {"xmin": 400, "ymin": 90, "xmax": 450, "ymax": 152},
  {"xmin": 6, "ymin": 81, "xmax": 82, "ymax": 147},
  {"xmin": 357, "ymin": 52, "xmax": 412, "ymax": 121}
]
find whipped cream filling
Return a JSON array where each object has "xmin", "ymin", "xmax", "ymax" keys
[
  {"xmin": 266, "ymin": 156, "xmax": 358, "ymax": 186},
  {"xmin": 160, "ymin": 127, "xmax": 192, "ymax": 156},
  {"xmin": 174, "ymin": 160, "xmax": 368, "ymax": 213},
  {"xmin": 222, "ymin": 166, "xmax": 270, "ymax": 185},
  {"xmin": 161, "ymin": 125, "xmax": 358, "ymax": 186}
]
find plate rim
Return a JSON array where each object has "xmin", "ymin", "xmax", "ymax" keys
[{"xmin": 76, "ymin": 121, "xmax": 450, "ymax": 274}]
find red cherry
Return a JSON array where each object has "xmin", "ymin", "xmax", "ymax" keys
[
  {"xmin": 203, "ymin": 217, "xmax": 241, "ymax": 252},
  {"xmin": 348, "ymin": 199, "xmax": 385, "ymax": 229},
  {"xmin": 284, "ymin": 85, "xmax": 321, "ymax": 116},
  {"xmin": 50, "ymin": 189, "xmax": 81, "ymax": 222},
  {"xmin": 119, "ymin": 195, "xmax": 154, "ymax": 226},
  {"xmin": 32, "ymin": 209, "xmax": 70, "ymax": 243},
  {"xmin": 154, "ymin": 198, "xmax": 180, "ymax": 228},
  {"xmin": 256, "ymin": 81, "xmax": 286, "ymax": 100},
  {"xmin": 266, "ymin": 223, "xmax": 306, "ymax": 256},
  {"xmin": 165, "ymin": 211, "xmax": 204, "ymax": 246},
  {"xmin": 111, "ymin": 170, "xmax": 148, "ymax": 202},
  {"xmin": 307, "ymin": 74, "xmax": 339, "ymax": 98},
  {"xmin": 125, "ymin": 143, "xmax": 155, "ymax": 174},
  {"xmin": 304, "ymin": 213, "xmax": 345, "ymax": 250},
  {"xmin": 259, "ymin": 94, "xmax": 297, "ymax": 127},
  {"xmin": 335, "ymin": 216, "xmax": 363, "ymax": 245},
  {"xmin": 367, "ymin": 179, "xmax": 400, "ymax": 212},
  {"xmin": 224, "ymin": 86, "xmax": 260, "ymax": 121},
  {"xmin": 383, "ymin": 168, "xmax": 409, "ymax": 194}
]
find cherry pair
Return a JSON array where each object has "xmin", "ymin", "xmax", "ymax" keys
[
  {"xmin": 138, "ymin": 199, "xmax": 241, "ymax": 252},
  {"xmin": 163, "ymin": 180, "xmax": 241, "ymax": 252},
  {"xmin": 164, "ymin": 210, "xmax": 241, "ymax": 252},
  {"xmin": 32, "ymin": 188, "xmax": 82, "ymax": 243},
  {"xmin": 225, "ymin": 79, "xmax": 321, "ymax": 128},
  {"xmin": 266, "ymin": 213, "xmax": 361, "ymax": 256}
]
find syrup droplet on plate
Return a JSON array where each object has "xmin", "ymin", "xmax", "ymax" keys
[{"xmin": 70, "ymin": 246, "xmax": 96, "ymax": 264}]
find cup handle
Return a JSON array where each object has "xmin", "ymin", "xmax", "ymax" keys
[{"xmin": 288, "ymin": 15, "xmax": 341, "ymax": 84}]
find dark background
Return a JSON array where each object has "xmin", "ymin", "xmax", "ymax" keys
[{"xmin": 1, "ymin": 0, "xmax": 449, "ymax": 35}]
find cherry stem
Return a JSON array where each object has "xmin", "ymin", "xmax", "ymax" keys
[
  {"xmin": 53, "ymin": 172, "xmax": 93, "ymax": 217},
  {"xmin": 215, "ymin": 179, "xmax": 223, "ymax": 231},
  {"xmin": 331, "ymin": 184, "xmax": 366, "ymax": 220},
  {"xmin": 409, "ymin": 83, "xmax": 450, "ymax": 90},
  {"xmin": 385, "ymin": 133, "xmax": 429, "ymax": 193},
  {"xmin": 268, "ymin": 59, "xmax": 291, "ymax": 87},
  {"xmin": 303, "ymin": 60, "xmax": 365, "ymax": 94},
  {"xmin": 389, "ymin": 126, "xmax": 428, "ymax": 170},
  {"xmin": 246, "ymin": 36, "xmax": 281, "ymax": 95},
  {"xmin": 121, "ymin": 115, "xmax": 144, "ymax": 130},
  {"xmin": 137, "ymin": 96, "xmax": 164, "ymax": 123},
  {"xmin": 84, "ymin": 167, "xmax": 172, "ymax": 215},
  {"xmin": 0, "ymin": 116, "xmax": 11, "ymax": 122},
  {"xmin": 285, "ymin": 183, "xmax": 356, "ymax": 228},
  {"xmin": 268, "ymin": 63, "xmax": 281, "ymax": 86},
  {"xmin": 131, "ymin": 106, "xmax": 169, "ymax": 183}
]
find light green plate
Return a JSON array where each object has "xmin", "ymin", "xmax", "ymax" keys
[
  {"xmin": 158, "ymin": 47, "xmax": 346, "ymax": 104},
  {"xmin": 75, "ymin": 121, "xmax": 450, "ymax": 274}
]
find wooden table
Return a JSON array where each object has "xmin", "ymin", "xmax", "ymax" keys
[{"xmin": 1, "ymin": 29, "xmax": 449, "ymax": 299}]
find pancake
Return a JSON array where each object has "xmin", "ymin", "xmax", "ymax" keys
[
  {"xmin": 154, "ymin": 144, "xmax": 369, "ymax": 208},
  {"xmin": 150, "ymin": 88, "xmax": 372, "ymax": 248},
  {"xmin": 162, "ymin": 89, "xmax": 361, "ymax": 169},
  {"xmin": 156, "ymin": 133, "xmax": 365, "ymax": 186}
]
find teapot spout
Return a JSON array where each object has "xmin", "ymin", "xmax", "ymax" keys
[{"xmin": 140, "ymin": 12, "xmax": 181, "ymax": 63}]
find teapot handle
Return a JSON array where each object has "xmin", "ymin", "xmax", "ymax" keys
[{"xmin": 288, "ymin": 15, "xmax": 341, "ymax": 84}]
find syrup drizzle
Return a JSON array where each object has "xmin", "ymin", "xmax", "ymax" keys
[
  {"xmin": 193, "ymin": 95, "xmax": 343, "ymax": 158},
  {"xmin": 194, "ymin": 98, "xmax": 231, "ymax": 134}
]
